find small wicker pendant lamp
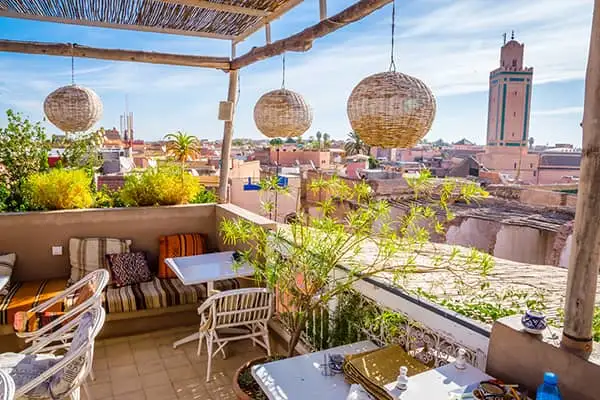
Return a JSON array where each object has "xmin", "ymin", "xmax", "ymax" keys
[
  {"xmin": 44, "ymin": 45, "xmax": 103, "ymax": 133},
  {"xmin": 347, "ymin": 0, "xmax": 435, "ymax": 149},
  {"xmin": 254, "ymin": 54, "xmax": 312, "ymax": 138}
]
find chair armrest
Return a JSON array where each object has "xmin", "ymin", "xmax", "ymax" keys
[{"xmin": 24, "ymin": 298, "xmax": 103, "ymax": 342}]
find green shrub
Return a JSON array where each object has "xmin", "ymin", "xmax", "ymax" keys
[
  {"xmin": 119, "ymin": 166, "xmax": 200, "ymax": 207},
  {"xmin": 190, "ymin": 186, "xmax": 218, "ymax": 204},
  {"xmin": 95, "ymin": 185, "xmax": 125, "ymax": 208},
  {"xmin": 24, "ymin": 169, "xmax": 94, "ymax": 210}
]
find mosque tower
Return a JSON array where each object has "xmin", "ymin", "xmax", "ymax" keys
[{"xmin": 486, "ymin": 31, "xmax": 534, "ymax": 153}]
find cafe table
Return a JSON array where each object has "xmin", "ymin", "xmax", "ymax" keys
[{"xmin": 252, "ymin": 340, "xmax": 495, "ymax": 400}]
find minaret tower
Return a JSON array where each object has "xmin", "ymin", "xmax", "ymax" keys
[{"xmin": 486, "ymin": 31, "xmax": 534, "ymax": 154}]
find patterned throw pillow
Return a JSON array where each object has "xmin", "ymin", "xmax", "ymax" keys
[
  {"xmin": 69, "ymin": 238, "xmax": 131, "ymax": 285},
  {"xmin": 106, "ymin": 252, "xmax": 153, "ymax": 288},
  {"xmin": 0, "ymin": 253, "xmax": 16, "ymax": 296},
  {"xmin": 158, "ymin": 233, "xmax": 207, "ymax": 279}
]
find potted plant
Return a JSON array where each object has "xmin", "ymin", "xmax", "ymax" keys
[{"xmin": 221, "ymin": 171, "xmax": 490, "ymax": 398}]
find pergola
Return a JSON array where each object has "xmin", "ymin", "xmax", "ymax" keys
[{"xmin": 1, "ymin": 0, "xmax": 600, "ymax": 362}]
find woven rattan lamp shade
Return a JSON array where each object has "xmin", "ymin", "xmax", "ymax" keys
[
  {"xmin": 44, "ymin": 85, "xmax": 103, "ymax": 133},
  {"xmin": 347, "ymin": 72, "xmax": 436, "ymax": 148},
  {"xmin": 254, "ymin": 89, "xmax": 312, "ymax": 138}
]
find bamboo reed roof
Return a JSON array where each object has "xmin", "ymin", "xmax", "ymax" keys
[{"xmin": 0, "ymin": 0, "xmax": 300, "ymax": 41}]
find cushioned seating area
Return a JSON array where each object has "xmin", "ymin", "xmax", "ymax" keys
[
  {"xmin": 104, "ymin": 277, "xmax": 240, "ymax": 313},
  {"xmin": 0, "ymin": 279, "xmax": 67, "ymax": 326},
  {"xmin": 1, "ymin": 276, "xmax": 241, "ymax": 328}
]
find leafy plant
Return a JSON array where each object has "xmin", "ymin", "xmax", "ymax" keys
[
  {"xmin": 95, "ymin": 185, "xmax": 125, "ymax": 208},
  {"xmin": 0, "ymin": 110, "xmax": 51, "ymax": 210},
  {"xmin": 59, "ymin": 129, "xmax": 104, "ymax": 173},
  {"xmin": 221, "ymin": 171, "xmax": 490, "ymax": 357},
  {"xmin": 24, "ymin": 169, "xmax": 94, "ymax": 210},
  {"xmin": 190, "ymin": 186, "xmax": 218, "ymax": 204},
  {"xmin": 119, "ymin": 165, "xmax": 200, "ymax": 207}
]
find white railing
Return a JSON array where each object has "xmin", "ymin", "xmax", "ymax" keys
[{"xmin": 280, "ymin": 268, "xmax": 491, "ymax": 371}]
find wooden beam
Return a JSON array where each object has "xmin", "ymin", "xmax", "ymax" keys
[
  {"xmin": 0, "ymin": 10, "xmax": 237, "ymax": 40},
  {"xmin": 232, "ymin": 0, "xmax": 392, "ymax": 69},
  {"xmin": 0, "ymin": 40, "xmax": 231, "ymax": 69},
  {"xmin": 561, "ymin": 0, "xmax": 600, "ymax": 358},
  {"xmin": 218, "ymin": 69, "xmax": 240, "ymax": 203},
  {"xmin": 234, "ymin": 0, "xmax": 304, "ymax": 43},
  {"xmin": 158, "ymin": 0, "xmax": 270, "ymax": 16}
]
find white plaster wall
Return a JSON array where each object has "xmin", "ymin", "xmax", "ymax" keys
[
  {"xmin": 445, "ymin": 218, "xmax": 499, "ymax": 253},
  {"xmin": 558, "ymin": 234, "xmax": 573, "ymax": 268},
  {"xmin": 493, "ymin": 225, "xmax": 549, "ymax": 264}
]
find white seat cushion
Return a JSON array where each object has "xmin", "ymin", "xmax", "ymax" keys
[{"xmin": 0, "ymin": 353, "xmax": 59, "ymax": 399}]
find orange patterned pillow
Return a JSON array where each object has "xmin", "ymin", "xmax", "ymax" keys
[{"xmin": 158, "ymin": 233, "xmax": 207, "ymax": 279}]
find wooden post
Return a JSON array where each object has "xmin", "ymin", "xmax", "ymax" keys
[
  {"xmin": 561, "ymin": 0, "xmax": 600, "ymax": 357},
  {"xmin": 319, "ymin": 0, "xmax": 327, "ymax": 20},
  {"xmin": 217, "ymin": 69, "xmax": 239, "ymax": 203}
]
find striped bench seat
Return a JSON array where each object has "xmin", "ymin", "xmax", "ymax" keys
[
  {"xmin": 104, "ymin": 277, "xmax": 240, "ymax": 313},
  {"xmin": 0, "ymin": 279, "xmax": 68, "ymax": 326},
  {"xmin": 1, "ymin": 277, "xmax": 240, "ymax": 326}
]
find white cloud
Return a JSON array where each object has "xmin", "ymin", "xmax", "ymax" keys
[{"xmin": 533, "ymin": 106, "xmax": 583, "ymax": 116}]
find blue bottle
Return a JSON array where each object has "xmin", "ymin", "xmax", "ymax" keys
[{"xmin": 536, "ymin": 372, "xmax": 562, "ymax": 400}]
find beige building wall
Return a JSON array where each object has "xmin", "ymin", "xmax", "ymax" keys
[
  {"xmin": 0, "ymin": 205, "xmax": 218, "ymax": 282},
  {"xmin": 478, "ymin": 151, "xmax": 539, "ymax": 183},
  {"xmin": 493, "ymin": 224, "xmax": 554, "ymax": 265},
  {"xmin": 229, "ymin": 176, "xmax": 301, "ymax": 223}
]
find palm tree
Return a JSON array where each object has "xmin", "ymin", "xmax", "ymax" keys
[
  {"xmin": 323, "ymin": 132, "xmax": 331, "ymax": 149},
  {"xmin": 528, "ymin": 137, "xmax": 535, "ymax": 149},
  {"xmin": 164, "ymin": 131, "xmax": 201, "ymax": 173},
  {"xmin": 316, "ymin": 131, "xmax": 323, "ymax": 149},
  {"xmin": 344, "ymin": 131, "xmax": 369, "ymax": 155}
]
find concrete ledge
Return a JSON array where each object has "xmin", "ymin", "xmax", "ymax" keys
[{"xmin": 486, "ymin": 316, "xmax": 600, "ymax": 400}]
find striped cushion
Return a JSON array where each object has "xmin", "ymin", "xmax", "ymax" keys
[
  {"xmin": 158, "ymin": 233, "xmax": 207, "ymax": 279},
  {"xmin": 69, "ymin": 238, "xmax": 132, "ymax": 285},
  {"xmin": 104, "ymin": 277, "xmax": 240, "ymax": 313},
  {"xmin": 0, "ymin": 279, "xmax": 68, "ymax": 326}
]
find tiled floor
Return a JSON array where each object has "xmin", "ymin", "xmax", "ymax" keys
[{"xmin": 85, "ymin": 325, "xmax": 268, "ymax": 400}]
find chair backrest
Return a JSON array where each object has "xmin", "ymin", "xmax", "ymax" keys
[
  {"xmin": 0, "ymin": 370, "xmax": 15, "ymax": 400},
  {"xmin": 18, "ymin": 304, "xmax": 106, "ymax": 399},
  {"xmin": 210, "ymin": 288, "xmax": 273, "ymax": 330},
  {"xmin": 50, "ymin": 304, "xmax": 105, "ymax": 398},
  {"xmin": 21, "ymin": 269, "xmax": 109, "ymax": 342}
]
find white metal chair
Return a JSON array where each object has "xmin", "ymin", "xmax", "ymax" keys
[
  {"xmin": 197, "ymin": 288, "xmax": 273, "ymax": 381},
  {"xmin": 0, "ymin": 370, "xmax": 15, "ymax": 400},
  {"xmin": 14, "ymin": 269, "xmax": 109, "ymax": 350},
  {"xmin": 0, "ymin": 304, "xmax": 105, "ymax": 400}
]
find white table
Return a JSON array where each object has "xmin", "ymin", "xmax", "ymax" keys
[
  {"xmin": 385, "ymin": 362, "xmax": 492, "ymax": 399},
  {"xmin": 253, "ymin": 341, "xmax": 493, "ymax": 400},
  {"xmin": 252, "ymin": 341, "xmax": 378, "ymax": 400},
  {"xmin": 166, "ymin": 251, "xmax": 254, "ymax": 349}
]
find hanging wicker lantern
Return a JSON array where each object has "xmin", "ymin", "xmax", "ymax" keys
[
  {"xmin": 347, "ymin": 71, "xmax": 436, "ymax": 149},
  {"xmin": 44, "ymin": 84, "xmax": 103, "ymax": 133},
  {"xmin": 254, "ymin": 89, "xmax": 312, "ymax": 138}
]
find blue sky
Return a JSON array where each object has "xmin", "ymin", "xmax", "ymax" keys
[{"xmin": 0, "ymin": 0, "xmax": 593, "ymax": 146}]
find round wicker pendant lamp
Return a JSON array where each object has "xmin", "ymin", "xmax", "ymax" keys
[
  {"xmin": 253, "ymin": 54, "xmax": 313, "ymax": 138},
  {"xmin": 347, "ymin": 0, "xmax": 436, "ymax": 149},
  {"xmin": 44, "ymin": 45, "xmax": 103, "ymax": 133}
]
